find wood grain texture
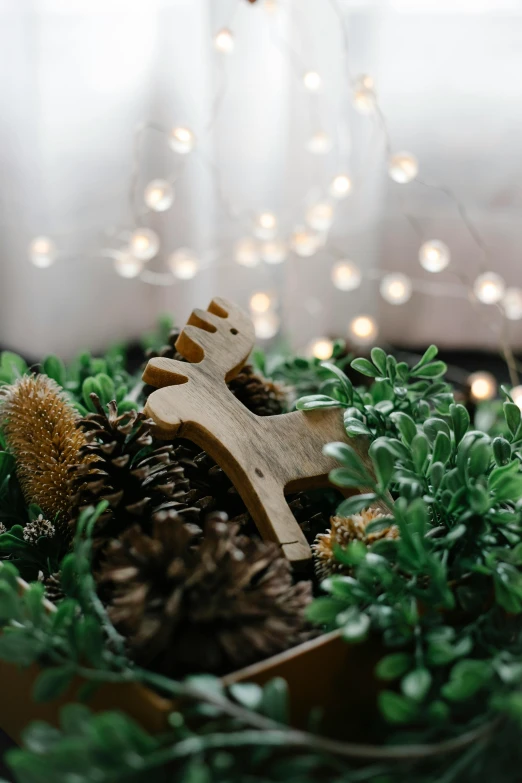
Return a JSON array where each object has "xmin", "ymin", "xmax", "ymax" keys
[{"xmin": 143, "ymin": 297, "xmax": 380, "ymax": 565}]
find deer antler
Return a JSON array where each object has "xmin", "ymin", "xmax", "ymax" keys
[{"xmin": 175, "ymin": 297, "xmax": 254, "ymax": 381}]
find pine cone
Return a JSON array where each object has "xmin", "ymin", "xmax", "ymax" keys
[
  {"xmin": 44, "ymin": 572, "xmax": 64, "ymax": 603},
  {"xmin": 313, "ymin": 508, "xmax": 398, "ymax": 580},
  {"xmin": 0, "ymin": 374, "xmax": 87, "ymax": 521},
  {"xmin": 99, "ymin": 512, "xmax": 314, "ymax": 676},
  {"xmin": 68, "ymin": 394, "xmax": 203, "ymax": 544},
  {"xmin": 227, "ymin": 364, "xmax": 288, "ymax": 416},
  {"xmin": 23, "ymin": 515, "xmax": 56, "ymax": 544}
]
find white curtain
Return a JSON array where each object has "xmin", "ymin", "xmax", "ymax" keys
[{"xmin": 0, "ymin": 0, "xmax": 521, "ymax": 359}]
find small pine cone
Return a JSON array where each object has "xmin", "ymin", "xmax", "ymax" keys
[
  {"xmin": 37, "ymin": 570, "xmax": 64, "ymax": 603},
  {"xmin": 99, "ymin": 512, "xmax": 314, "ymax": 676},
  {"xmin": 313, "ymin": 508, "xmax": 398, "ymax": 581},
  {"xmin": 68, "ymin": 395, "xmax": 200, "ymax": 544},
  {"xmin": 0, "ymin": 374, "xmax": 87, "ymax": 520},
  {"xmin": 227, "ymin": 365, "xmax": 288, "ymax": 416},
  {"xmin": 23, "ymin": 515, "xmax": 56, "ymax": 544}
]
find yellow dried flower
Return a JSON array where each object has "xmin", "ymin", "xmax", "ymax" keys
[
  {"xmin": 313, "ymin": 507, "xmax": 398, "ymax": 580},
  {"xmin": 0, "ymin": 374, "xmax": 87, "ymax": 520}
]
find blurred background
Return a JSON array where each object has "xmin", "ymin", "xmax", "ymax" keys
[{"xmin": 0, "ymin": 0, "xmax": 521, "ymax": 365}]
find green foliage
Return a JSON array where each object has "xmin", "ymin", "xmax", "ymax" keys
[
  {"xmin": 3, "ymin": 336, "xmax": 522, "ymax": 781},
  {"xmin": 0, "ymin": 351, "xmax": 29, "ymax": 385},
  {"xmin": 257, "ymin": 340, "xmax": 352, "ymax": 404},
  {"xmin": 303, "ymin": 346, "xmax": 522, "ymax": 749}
]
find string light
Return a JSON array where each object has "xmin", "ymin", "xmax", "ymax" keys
[
  {"xmin": 303, "ymin": 71, "xmax": 322, "ymax": 92},
  {"xmin": 129, "ymin": 228, "xmax": 159, "ymax": 261},
  {"xmin": 214, "ymin": 28, "xmax": 234, "ymax": 53},
  {"xmin": 260, "ymin": 240, "xmax": 286, "ymax": 265},
  {"xmin": 502, "ymin": 287, "xmax": 522, "ymax": 321},
  {"xmin": 349, "ymin": 315, "xmax": 378, "ymax": 344},
  {"xmin": 352, "ymin": 74, "xmax": 376, "ymax": 114},
  {"xmin": 331, "ymin": 260, "xmax": 361, "ymax": 291},
  {"xmin": 380, "ymin": 272, "xmax": 412, "ymax": 305},
  {"xmin": 306, "ymin": 131, "xmax": 332, "ymax": 155},
  {"xmin": 468, "ymin": 371, "xmax": 497, "ymax": 402},
  {"xmin": 29, "ymin": 236, "xmax": 56, "ymax": 268},
  {"xmin": 235, "ymin": 238, "xmax": 260, "ymax": 267},
  {"xmin": 473, "ymin": 272, "xmax": 505, "ymax": 305},
  {"xmin": 144, "ymin": 179, "xmax": 174, "ymax": 212},
  {"xmin": 114, "ymin": 254, "xmax": 143, "ymax": 279},
  {"xmin": 249, "ymin": 291, "xmax": 273, "ymax": 314},
  {"xmin": 306, "ymin": 202, "xmax": 334, "ymax": 232},
  {"xmin": 511, "ymin": 386, "xmax": 522, "ymax": 411},
  {"xmin": 329, "ymin": 174, "xmax": 352, "ymax": 199},
  {"xmin": 253, "ymin": 212, "xmax": 277, "ymax": 240},
  {"xmin": 419, "ymin": 240, "xmax": 450, "ymax": 273},
  {"xmin": 388, "ymin": 152, "xmax": 419, "ymax": 184},
  {"xmin": 253, "ymin": 311, "xmax": 280, "ymax": 340},
  {"xmin": 291, "ymin": 227, "xmax": 320, "ymax": 257},
  {"xmin": 308, "ymin": 337, "xmax": 334, "ymax": 360},
  {"xmin": 168, "ymin": 248, "xmax": 199, "ymax": 280},
  {"xmin": 169, "ymin": 126, "xmax": 195, "ymax": 154}
]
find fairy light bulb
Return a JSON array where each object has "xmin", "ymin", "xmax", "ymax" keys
[
  {"xmin": 169, "ymin": 126, "xmax": 195, "ymax": 154},
  {"xmin": 306, "ymin": 202, "xmax": 334, "ymax": 232},
  {"xmin": 114, "ymin": 254, "xmax": 143, "ymax": 279},
  {"xmin": 129, "ymin": 228, "xmax": 159, "ymax": 261},
  {"xmin": 254, "ymin": 212, "xmax": 277, "ymax": 240},
  {"xmin": 511, "ymin": 386, "xmax": 522, "ymax": 411},
  {"xmin": 29, "ymin": 236, "xmax": 56, "ymax": 268},
  {"xmin": 380, "ymin": 273, "xmax": 412, "ymax": 305},
  {"xmin": 308, "ymin": 337, "xmax": 334, "ymax": 361},
  {"xmin": 235, "ymin": 238, "xmax": 260, "ymax": 268},
  {"xmin": 306, "ymin": 131, "xmax": 332, "ymax": 155},
  {"xmin": 349, "ymin": 315, "xmax": 378, "ymax": 344},
  {"xmin": 468, "ymin": 371, "xmax": 497, "ymax": 402},
  {"xmin": 260, "ymin": 240, "xmax": 286, "ymax": 265},
  {"xmin": 253, "ymin": 312, "xmax": 280, "ymax": 340},
  {"xmin": 214, "ymin": 28, "xmax": 234, "ymax": 53},
  {"xmin": 419, "ymin": 240, "xmax": 450, "ymax": 273},
  {"xmin": 249, "ymin": 291, "xmax": 273, "ymax": 314},
  {"xmin": 473, "ymin": 272, "xmax": 505, "ymax": 305},
  {"xmin": 329, "ymin": 174, "xmax": 352, "ymax": 199},
  {"xmin": 331, "ymin": 260, "xmax": 361, "ymax": 292},
  {"xmin": 303, "ymin": 71, "xmax": 322, "ymax": 92},
  {"xmin": 388, "ymin": 152, "xmax": 418, "ymax": 184},
  {"xmin": 502, "ymin": 288, "xmax": 522, "ymax": 320},
  {"xmin": 168, "ymin": 248, "xmax": 199, "ymax": 280},
  {"xmin": 352, "ymin": 74, "xmax": 376, "ymax": 114},
  {"xmin": 144, "ymin": 179, "xmax": 174, "ymax": 212},
  {"xmin": 291, "ymin": 227, "xmax": 320, "ymax": 257}
]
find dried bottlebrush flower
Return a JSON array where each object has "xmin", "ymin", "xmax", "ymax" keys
[
  {"xmin": 0, "ymin": 375, "xmax": 87, "ymax": 520},
  {"xmin": 23, "ymin": 515, "xmax": 56, "ymax": 544},
  {"xmin": 99, "ymin": 511, "xmax": 314, "ymax": 676},
  {"xmin": 313, "ymin": 507, "xmax": 398, "ymax": 580}
]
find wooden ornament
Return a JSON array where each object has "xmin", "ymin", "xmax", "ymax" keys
[{"xmin": 143, "ymin": 297, "xmax": 377, "ymax": 565}]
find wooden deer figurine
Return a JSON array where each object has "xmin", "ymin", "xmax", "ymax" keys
[{"xmin": 143, "ymin": 297, "xmax": 373, "ymax": 565}]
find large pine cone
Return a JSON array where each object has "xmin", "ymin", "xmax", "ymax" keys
[
  {"xmin": 98, "ymin": 512, "xmax": 314, "ymax": 676},
  {"xmin": 68, "ymin": 395, "xmax": 206, "ymax": 544}
]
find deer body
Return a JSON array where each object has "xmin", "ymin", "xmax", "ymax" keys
[{"xmin": 143, "ymin": 297, "xmax": 370, "ymax": 565}]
